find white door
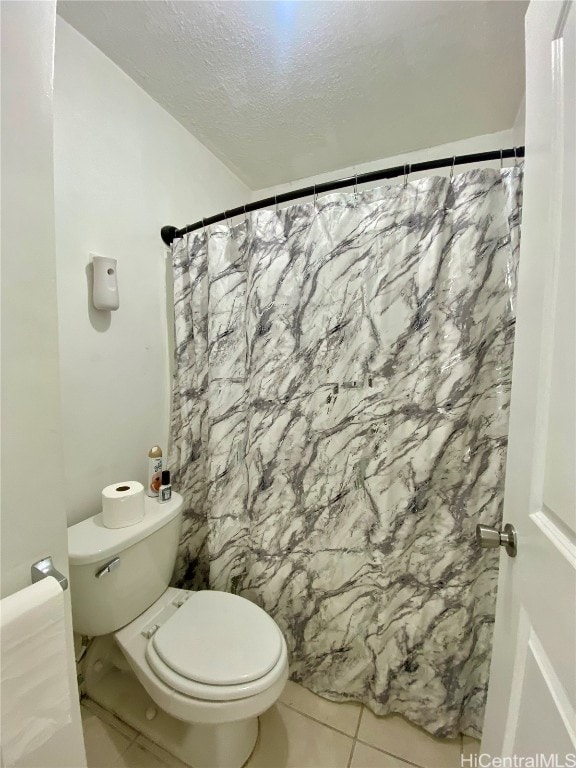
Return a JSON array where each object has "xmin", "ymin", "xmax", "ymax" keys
[{"xmin": 481, "ymin": 0, "xmax": 576, "ymax": 759}]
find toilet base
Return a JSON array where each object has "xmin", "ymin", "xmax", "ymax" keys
[{"xmin": 83, "ymin": 636, "xmax": 259, "ymax": 768}]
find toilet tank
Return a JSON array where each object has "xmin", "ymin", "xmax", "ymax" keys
[{"xmin": 68, "ymin": 493, "xmax": 183, "ymax": 636}]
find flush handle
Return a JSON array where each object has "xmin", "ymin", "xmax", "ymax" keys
[
  {"xmin": 476, "ymin": 523, "xmax": 517, "ymax": 557},
  {"xmin": 95, "ymin": 557, "xmax": 120, "ymax": 578}
]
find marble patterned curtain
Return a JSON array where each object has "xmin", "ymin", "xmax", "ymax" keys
[{"xmin": 169, "ymin": 166, "xmax": 523, "ymax": 738}]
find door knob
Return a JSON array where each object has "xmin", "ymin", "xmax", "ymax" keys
[{"xmin": 476, "ymin": 523, "xmax": 517, "ymax": 557}]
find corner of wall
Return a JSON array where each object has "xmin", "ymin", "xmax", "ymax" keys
[{"xmin": 512, "ymin": 93, "xmax": 526, "ymax": 147}]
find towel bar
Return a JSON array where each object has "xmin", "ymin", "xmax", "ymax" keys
[{"xmin": 31, "ymin": 556, "xmax": 68, "ymax": 591}]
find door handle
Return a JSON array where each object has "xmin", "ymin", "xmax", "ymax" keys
[{"xmin": 476, "ymin": 523, "xmax": 517, "ymax": 558}]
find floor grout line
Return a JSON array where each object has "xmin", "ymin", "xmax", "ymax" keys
[
  {"xmin": 346, "ymin": 740, "xmax": 355, "ymax": 768},
  {"xmin": 92, "ymin": 704, "xmax": 141, "ymax": 748},
  {"xmin": 82, "ymin": 697, "xmax": 141, "ymax": 761},
  {"xmin": 277, "ymin": 700, "xmax": 360, "ymax": 740},
  {"xmin": 82, "ymin": 699, "xmax": 139, "ymax": 745},
  {"xmin": 353, "ymin": 705, "xmax": 364, "ymax": 741},
  {"xmin": 354, "ymin": 736, "xmax": 428, "ymax": 768},
  {"xmin": 131, "ymin": 736, "xmax": 187, "ymax": 768},
  {"xmin": 346, "ymin": 703, "xmax": 364, "ymax": 768}
]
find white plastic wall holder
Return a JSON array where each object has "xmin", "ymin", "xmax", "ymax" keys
[{"xmin": 92, "ymin": 254, "xmax": 119, "ymax": 311}]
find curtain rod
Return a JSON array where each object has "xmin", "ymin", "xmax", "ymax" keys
[{"xmin": 160, "ymin": 146, "xmax": 525, "ymax": 246}]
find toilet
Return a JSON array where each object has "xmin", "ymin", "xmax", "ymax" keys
[{"xmin": 67, "ymin": 492, "xmax": 288, "ymax": 768}]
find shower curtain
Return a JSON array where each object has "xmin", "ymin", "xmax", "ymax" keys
[{"xmin": 169, "ymin": 166, "xmax": 523, "ymax": 738}]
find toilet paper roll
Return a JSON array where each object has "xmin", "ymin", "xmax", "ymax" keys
[{"xmin": 102, "ymin": 480, "xmax": 145, "ymax": 528}]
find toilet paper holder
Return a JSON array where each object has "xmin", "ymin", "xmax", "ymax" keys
[{"xmin": 31, "ymin": 556, "xmax": 68, "ymax": 592}]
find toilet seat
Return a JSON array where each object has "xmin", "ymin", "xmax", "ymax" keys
[
  {"xmin": 146, "ymin": 639, "xmax": 286, "ymax": 701},
  {"xmin": 115, "ymin": 586, "xmax": 289, "ymax": 724},
  {"xmin": 145, "ymin": 590, "xmax": 285, "ymax": 702}
]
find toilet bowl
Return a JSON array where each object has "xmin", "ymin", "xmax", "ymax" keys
[
  {"xmin": 67, "ymin": 493, "xmax": 289, "ymax": 768},
  {"xmin": 115, "ymin": 586, "xmax": 289, "ymax": 724}
]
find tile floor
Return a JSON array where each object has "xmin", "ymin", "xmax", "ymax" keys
[{"xmin": 81, "ymin": 681, "xmax": 480, "ymax": 768}]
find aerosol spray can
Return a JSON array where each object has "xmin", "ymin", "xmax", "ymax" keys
[{"xmin": 147, "ymin": 446, "xmax": 162, "ymax": 497}]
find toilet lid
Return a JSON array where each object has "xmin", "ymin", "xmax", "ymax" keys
[{"xmin": 151, "ymin": 591, "xmax": 283, "ymax": 686}]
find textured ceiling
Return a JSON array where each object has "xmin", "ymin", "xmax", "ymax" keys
[{"xmin": 57, "ymin": 1, "xmax": 527, "ymax": 190}]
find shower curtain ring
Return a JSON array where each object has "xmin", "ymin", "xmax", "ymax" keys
[
  {"xmin": 275, "ymin": 195, "xmax": 278, "ymax": 214},
  {"xmin": 513, "ymin": 146, "xmax": 518, "ymax": 166},
  {"xmin": 354, "ymin": 173, "xmax": 358, "ymax": 204},
  {"xmin": 500, "ymin": 149, "xmax": 503, "ymax": 170},
  {"xmin": 450, "ymin": 156, "xmax": 456, "ymax": 182},
  {"xmin": 404, "ymin": 163, "xmax": 411, "ymax": 189},
  {"xmin": 243, "ymin": 204, "xmax": 248, "ymax": 225},
  {"xmin": 314, "ymin": 184, "xmax": 318, "ymax": 208}
]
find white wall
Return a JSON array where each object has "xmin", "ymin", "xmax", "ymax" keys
[
  {"xmin": 1, "ymin": 2, "xmax": 68, "ymax": 599},
  {"xmin": 253, "ymin": 129, "xmax": 519, "ymax": 201},
  {"xmin": 1, "ymin": 3, "xmax": 86, "ymax": 764},
  {"xmin": 54, "ymin": 19, "xmax": 250, "ymax": 526}
]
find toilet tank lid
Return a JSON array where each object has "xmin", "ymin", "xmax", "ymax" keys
[{"xmin": 68, "ymin": 492, "xmax": 183, "ymax": 565}]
